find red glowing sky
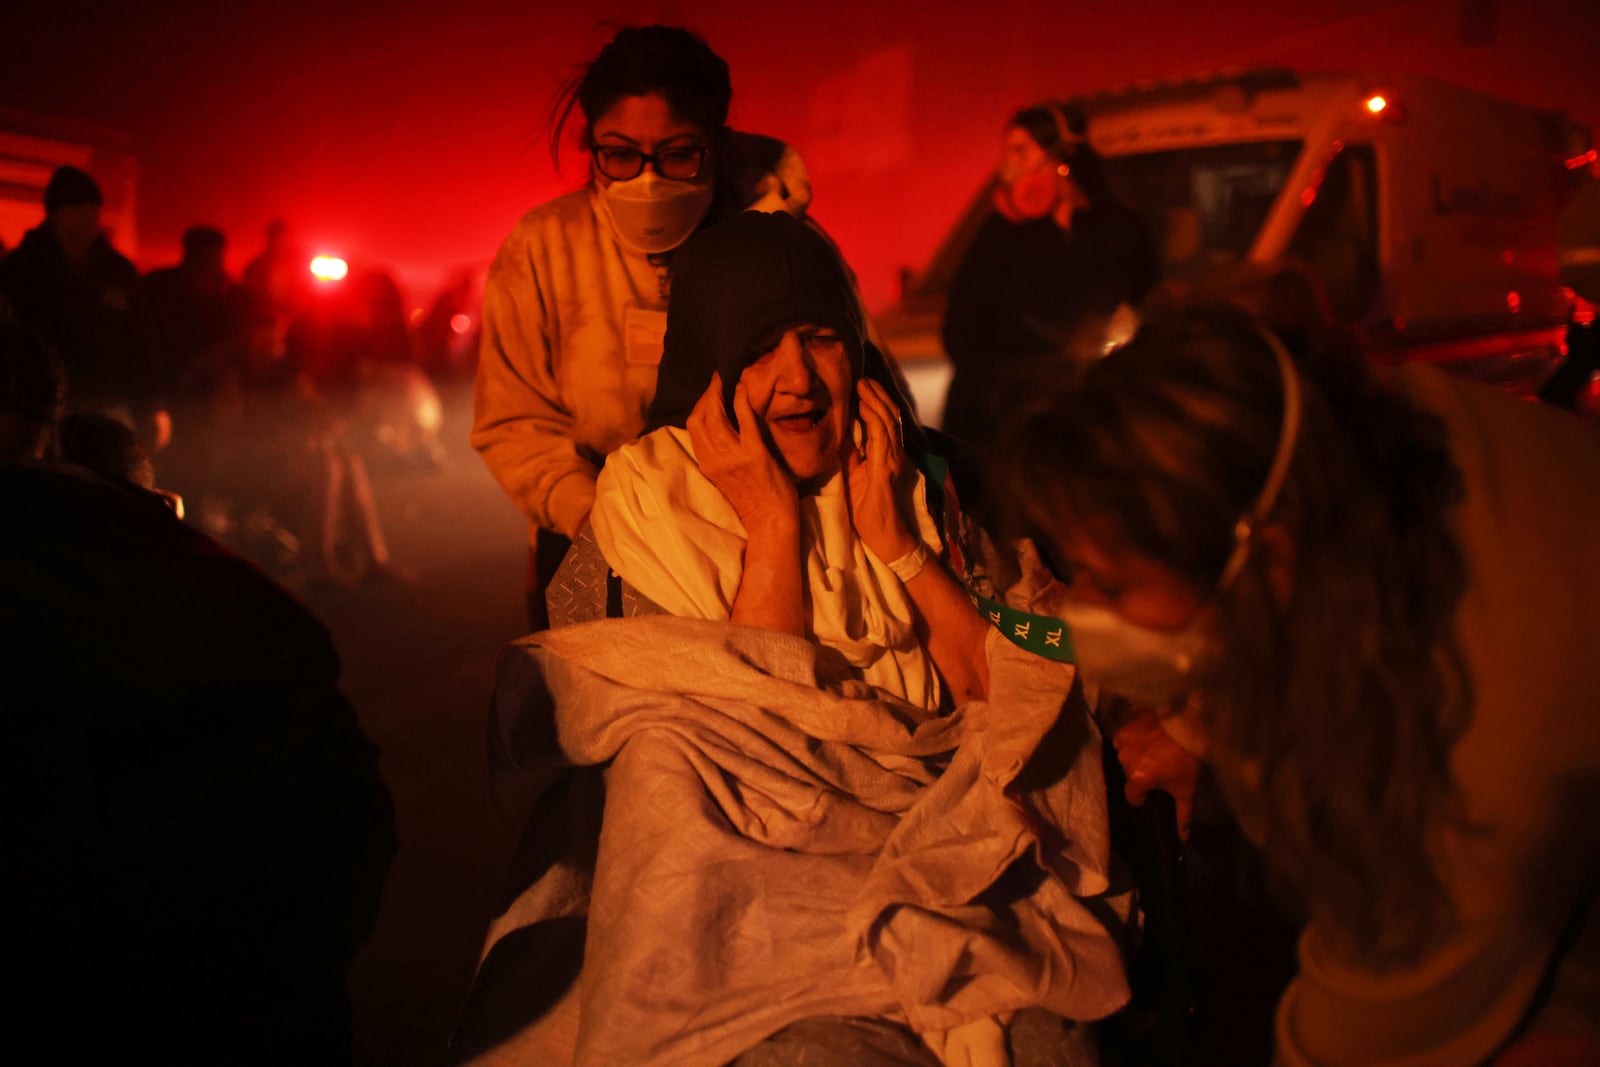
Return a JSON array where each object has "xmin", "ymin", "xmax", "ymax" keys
[{"xmin": 4, "ymin": 0, "xmax": 1597, "ymax": 312}]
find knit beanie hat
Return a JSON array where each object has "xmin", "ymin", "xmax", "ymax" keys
[
  {"xmin": 646, "ymin": 210, "xmax": 865, "ymax": 431},
  {"xmin": 44, "ymin": 166, "xmax": 103, "ymax": 213}
]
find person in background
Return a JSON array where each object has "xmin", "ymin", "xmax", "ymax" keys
[
  {"xmin": 471, "ymin": 24, "xmax": 819, "ymax": 630},
  {"xmin": 596, "ymin": 210, "xmax": 991, "ymax": 710},
  {"xmin": 241, "ymin": 218, "xmax": 311, "ymax": 357},
  {"xmin": 279, "ymin": 266, "xmax": 414, "ymax": 584},
  {"xmin": 130, "ymin": 225, "xmax": 251, "ymax": 505},
  {"xmin": 941, "ymin": 102, "xmax": 1158, "ymax": 453},
  {"xmin": 460, "ymin": 210, "xmax": 1126, "ymax": 1067},
  {"xmin": 417, "ymin": 268, "xmax": 481, "ymax": 381},
  {"xmin": 132, "ymin": 225, "xmax": 248, "ymax": 403},
  {"xmin": 995, "ymin": 302, "xmax": 1600, "ymax": 1066},
  {"xmin": 0, "ymin": 165, "xmax": 142, "ymax": 425}
]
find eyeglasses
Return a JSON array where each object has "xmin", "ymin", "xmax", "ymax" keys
[{"xmin": 591, "ymin": 144, "xmax": 709, "ymax": 182}]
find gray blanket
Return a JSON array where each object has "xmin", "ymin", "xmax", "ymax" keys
[{"xmin": 464, "ymin": 616, "xmax": 1131, "ymax": 1066}]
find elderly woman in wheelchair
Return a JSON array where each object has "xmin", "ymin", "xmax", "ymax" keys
[
  {"xmin": 592, "ymin": 209, "xmax": 992, "ymax": 712},
  {"xmin": 458, "ymin": 212, "xmax": 1134, "ymax": 1067}
]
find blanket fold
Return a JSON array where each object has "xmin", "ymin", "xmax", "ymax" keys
[{"xmin": 465, "ymin": 615, "xmax": 1131, "ymax": 1066}]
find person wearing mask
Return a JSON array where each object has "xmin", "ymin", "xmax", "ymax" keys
[
  {"xmin": 941, "ymin": 103, "xmax": 1158, "ymax": 453},
  {"xmin": 598, "ymin": 210, "xmax": 992, "ymax": 710},
  {"xmin": 995, "ymin": 302, "xmax": 1600, "ymax": 1066},
  {"xmin": 0, "ymin": 166, "xmax": 141, "ymax": 421},
  {"xmin": 460, "ymin": 211, "xmax": 1126, "ymax": 1067},
  {"xmin": 471, "ymin": 24, "xmax": 817, "ymax": 629}
]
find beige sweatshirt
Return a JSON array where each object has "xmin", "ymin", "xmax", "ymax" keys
[
  {"xmin": 471, "ymin": 135, "xmax": 813, "ymax": 545},
  {"xmin": 1275, "ymin": 366, "xmax": 1600, "ymax": 1065}
]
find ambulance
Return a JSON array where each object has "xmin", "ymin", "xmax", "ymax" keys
[{"xmin": 881, "ymin": 69, "xmax": 1597, "ymax": 420}]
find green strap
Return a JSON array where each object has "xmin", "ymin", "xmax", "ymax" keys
[
  {"xmin": 970, "ymin": 592, "xmax": 1079, "ymax": 664},
  {"xmin": 917, "ymin": 451, "xmax": 1077, "ymax": 664}
]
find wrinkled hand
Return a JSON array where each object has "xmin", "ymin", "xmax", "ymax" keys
[
  {"xmin": 846, "ymin": 378, "xmax": 918, "ymax": 566},
  {"xmin": 1112, "ymin": 705, "xmax": 1201, "ymax": 840},
  {"xmin": 687, "ymin": 372, "xmax": 798, "ymax": 531}
]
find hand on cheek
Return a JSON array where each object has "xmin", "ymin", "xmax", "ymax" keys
[
  {"xmin": 847, "ymin": 378, "xmax": 918, "ymax": 565},
  {"xmin": 688, "ymin": 372, "xmax": 798, "ymax": 532}
]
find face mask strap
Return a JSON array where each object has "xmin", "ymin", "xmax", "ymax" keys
[
  {"xmin": 1215, "ymin": 326, "xmax": 1303, "ymax": 592},
  {"xmin": 1048, "ymin": 104, "xmax": 1071, "ymax": 152},
  {"xmin": 1045, "ymin": 103, "xmax": 1089, "ymax": 156}
]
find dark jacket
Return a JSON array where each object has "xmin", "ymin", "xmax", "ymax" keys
[
  {"xmin": 130, "ymin": 264, "xmax": 250, "ymax": 403},
  {"xmin": 941, "ymin": 205, "xmax": 1159, "ymax": 450},
  {"xmin": 0, "ymin": 461, "xmax": 395, "ymax": 1063},
  {"xmin": 0, "ymin": 224, "xmax": 140, "ymax": 405}
]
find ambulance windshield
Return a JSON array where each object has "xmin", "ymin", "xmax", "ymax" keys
[{"xmin": 1107, "ymin": 139, "xmax": 1301, "ymax": 278}]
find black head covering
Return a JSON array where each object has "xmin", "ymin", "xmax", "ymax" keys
[
  {"xmin": 44, "ymin": 166, "xmax": 103, "ymax": 212},
  {"xmin": 646, "ymin": 211, "xmax": 866, "ymax": 431}
]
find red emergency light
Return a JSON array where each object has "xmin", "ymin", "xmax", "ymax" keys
[
  {"xmin": 1362, "ymin": 93, "xmax": 1405, "ymax": 124},
  {"xmin": 310, "ymin": 256, "xmax": 349, "ymax": 282}
]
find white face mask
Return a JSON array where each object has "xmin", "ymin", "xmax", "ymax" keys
[
  {"xmin": 1056, "ymin": 600, "xmax": 1218, "ymax": 707},
  {"xmin": 1055, "ymin": 327, "xmax": 1304, "ymax": 705},
  {"xmin": 596, "ymin": 171, "xmax": 715, "ymax": 255}
]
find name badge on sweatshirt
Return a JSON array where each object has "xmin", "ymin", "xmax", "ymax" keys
[{"xmin": 624, "ymin": 306, "xmax": 668, "ymax": 367}]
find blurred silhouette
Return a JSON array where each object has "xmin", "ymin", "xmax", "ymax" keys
[
  {"xmin": 942, "ymin": 103, "xmax": 1159, "ymax": 452},
  {"xmin": 1, "ymin": 320, "xmax": 396, "ymax": 1065},
  {"xmin": 0, "ymin": 166, "xmax": 142, "ymax": 422},
  {"xmin": 282, "ymin": 266, "xmax": 423, "ymax": 584},
  {"xmin": 132, "ymin": 225, "xmax": 249, "ymax": 407},
  {"xmin": 417, "ymin": 267, "xmax": 481, "ymax": 381},
  {"xmin": 241, "ymin": 218, "xmax": 311, "ymax": 359},
  {"xmin": 129, "ymin": 225, "xmax": 252, "ymax": 509}
]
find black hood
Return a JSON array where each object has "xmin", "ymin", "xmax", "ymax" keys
[{"xmin": 646, "ymin": 211, "xmax": 865, "ymax": 431}]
